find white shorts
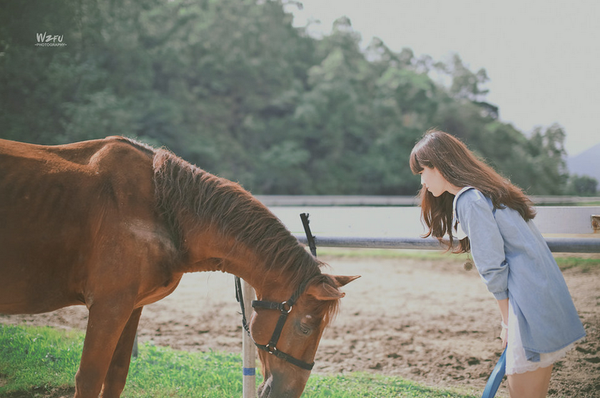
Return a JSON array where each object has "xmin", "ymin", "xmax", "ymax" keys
[{"xmin": 505, "ymin": 301, "xmax": 576, "ymax": 375}]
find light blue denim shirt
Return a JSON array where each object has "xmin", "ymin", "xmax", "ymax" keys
[{"xmin": 453, "ymin": 188, "xmax": 586, "ymax": 362}]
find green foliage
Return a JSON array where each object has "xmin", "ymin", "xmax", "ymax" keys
[
  {"xmin": 566, "ymin": 174, "xmax": 598, "ymax": 195},
  {"xmin": 0, "ymin": 324, "xmax": 478, "ymax": 397},
  {"xmin": 0, "ymin": 0, "xmax": 574, "ymax": 195}
]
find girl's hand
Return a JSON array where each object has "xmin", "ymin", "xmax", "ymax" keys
[
  {"xmin": 500, "ymin": 321, "xmax": 508, "ymax": 348},
  {"xmin": 497, "ymin": 299, "xmax": 509, "ymax": 349}
]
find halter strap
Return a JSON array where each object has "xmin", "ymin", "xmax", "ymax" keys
[{"xmin": 235, "ymin": 276, "xmax": 315, "ymax": 371}]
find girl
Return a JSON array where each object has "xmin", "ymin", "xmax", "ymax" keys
[{"xmin": 409, "ymin": 130, "xmax": 585, "ymax": 398}]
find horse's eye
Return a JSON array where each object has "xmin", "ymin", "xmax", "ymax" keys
[{"xmin": 298, "ymin": 322, "xmax": 312, "ymax": 336}]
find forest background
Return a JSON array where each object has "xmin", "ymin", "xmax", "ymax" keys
[{"xmin": 1, "ymin": 0, "xmax": 597, "ymax": 196}]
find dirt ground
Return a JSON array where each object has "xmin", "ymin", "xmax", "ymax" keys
[{"xmin": 1, "ymin": 254, "xmax": 599, "ymax": 397}]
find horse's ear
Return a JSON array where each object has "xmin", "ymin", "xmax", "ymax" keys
[
  {"xmin": 331, "ymin": 274, "xmax": 360, "ymax": 287},
  {"xmin": 306, "ymin": 275, "xmax": 360, "ymax": 301}
]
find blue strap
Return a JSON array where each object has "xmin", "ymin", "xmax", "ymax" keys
[{"xmin": 481, "ymin": 348, "xmax": 507, "ymax": 398}]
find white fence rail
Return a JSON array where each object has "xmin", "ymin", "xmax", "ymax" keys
[{"xmin": 269, "ymin": 206, "xmax": 600, "ymax": 240}]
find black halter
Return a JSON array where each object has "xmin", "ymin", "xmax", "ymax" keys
[
  {"xmin": 235, "ymin": 213, "xmax": 318, "ymax": 371},
  {"xmin": 235, "ymin": 276, "xmax": 315, "ymax": 371}
]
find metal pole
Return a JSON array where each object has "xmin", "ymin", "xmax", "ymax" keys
[
  {"xmin": 294, "ymin": 235, "xmax": 600, "ymax": 253},
  {"xmin": 242, "ymin": 279, "xmax": 256, "ymax": 398}
]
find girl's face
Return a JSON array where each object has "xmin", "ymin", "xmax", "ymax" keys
[{"xmin": 420, "ymin": 166, "xmax": 457, "ymax": 197}]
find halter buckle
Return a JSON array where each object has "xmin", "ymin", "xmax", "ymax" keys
[
  {"xmin": 280, "ymin": 301, "xmax": 293, "ymax": 314},
  {"xmin": 265, "ymin": 343, "xmax": 278, "ymax": 354}
]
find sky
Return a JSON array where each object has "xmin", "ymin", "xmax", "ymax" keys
[{"xmin": 289, "ymin": 0, "xmax": 600, "ymax": 157}]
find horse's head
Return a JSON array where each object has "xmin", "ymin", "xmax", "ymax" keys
[{"xmin": 251, "ymin": 274, "xmax": 359, "ymax": 398}]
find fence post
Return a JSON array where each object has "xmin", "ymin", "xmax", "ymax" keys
[
  {"xmin": 242, "ymin": 279, "xmax": 256, "ymax": 398},
  {"xmin": 592, "ymin": 215, "xmax": 600, "ymax": 233}
]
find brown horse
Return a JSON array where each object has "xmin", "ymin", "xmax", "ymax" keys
[{"xmin": 0, "ymin": 136, "xmax": 358, "ymax": 398}]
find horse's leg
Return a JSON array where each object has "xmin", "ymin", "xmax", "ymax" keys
[
  {"xmin": 100, "ymin": 307, "xmax": 143, "ymax": 398},
  {"xmin": 75, "ymin": 300, "xmax": 135, "ymax": 398}
]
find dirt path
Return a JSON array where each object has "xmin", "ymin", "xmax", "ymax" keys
[{"xmin": 2, "ymin": 255, "xmax": 599, "ymax": 397}]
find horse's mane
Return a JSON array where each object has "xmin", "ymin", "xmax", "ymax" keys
[{"xmin": 150, "ymin": 147, "xmax": 326, "ymax": 293}]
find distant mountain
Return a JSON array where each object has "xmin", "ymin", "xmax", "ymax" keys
[{"xmin": 567, "ymin": 143, "xmax": 600, "ymax": 183}]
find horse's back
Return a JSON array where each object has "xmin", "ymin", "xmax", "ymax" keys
[
  {"xmin": 0, "ymin": 136, "xmax": 156, "ymax": 223},
  {"xmin": 0, "ymin": 137, "xmax": 161, "ymax": 314},
  {"xmin": 0, "ymin": 136, "xmax": 155, "ymax": 173}
]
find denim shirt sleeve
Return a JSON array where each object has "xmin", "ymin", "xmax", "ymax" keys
[{"xmin": 456, "ymin": 190, "xmax": 509, "ymax": 301}]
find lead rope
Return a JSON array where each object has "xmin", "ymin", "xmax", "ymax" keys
[
  {"xmin": 300, "ymin": 213, "xmax": 317, "ymax": 256},
  {"xmin": 235, "ymin": 276, "xmax": 250, "ymax": 334}
]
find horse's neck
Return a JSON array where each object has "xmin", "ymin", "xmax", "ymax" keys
[
  {"xmin": 178, "ymin": 224, "xmax": 285, "ymax": 296},
  {"xmin": 152, "ymin": 151, "xmax": 299, "ymax": 295}
]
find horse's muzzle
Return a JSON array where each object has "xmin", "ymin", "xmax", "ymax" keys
[{"xmin": 258, "ymin": 377, "xmax": 301, "ymax": 398}]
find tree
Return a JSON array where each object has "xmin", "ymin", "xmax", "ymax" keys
[
  {"xmin": 0, "ymin": 0, "xmax": 577, "ymax": 196},
  {"xmin": 566, "ymin": 175, "xmax": 598, "ymax": 196}
]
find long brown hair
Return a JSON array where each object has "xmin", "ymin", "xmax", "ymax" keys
[{"xmin": 409, "ymin": 130, "xmax": 536, "ymax": 252}]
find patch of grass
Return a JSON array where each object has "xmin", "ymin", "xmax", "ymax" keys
[
  {"xmin": 303, "ymin": 373, "xmax": 476, "ymax": 397},
  {"xmin": 0, "ymin": 324, "xmax": 478, "ymax": 398},
  {"xmin": 575, "ymin": 201, "xmax": 600, "ymax": 206},
  {"xmin": 124, "ymin": 344, "xmax": 245, "ymax": 398},
  {"xmin": 0, "ymin": 324, "xmax": 83, "ymax": 393},
  {"xmin": 319, "ymin": 247, "xmax": 600, "ymax": 272},
  {"xmin": 555, "ymin": 256, "xmax": 600, "ymax": 272},
  {"xmin": 318, "ymin": 247, "xmax": 468, "ymax": 262}
]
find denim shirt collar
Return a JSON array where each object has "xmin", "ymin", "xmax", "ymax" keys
[{"xmin": 452, "ymin": 186, "xmax": 474, "ymax": 238}]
